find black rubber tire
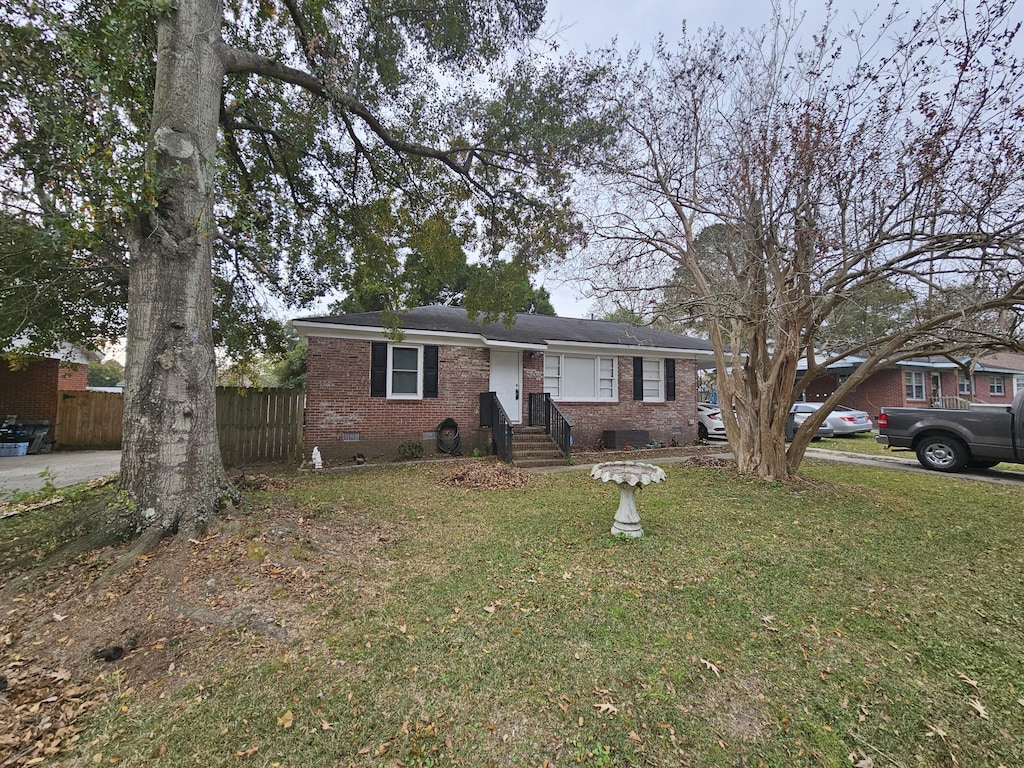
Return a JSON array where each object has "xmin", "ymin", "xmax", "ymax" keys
[
  {"xmin": 698, "ymin": 423, "xmax": 709, "ymax": 440},
  {"xmin": 915, "ymin": 435, "xmax": 969, "ymax": 473}
]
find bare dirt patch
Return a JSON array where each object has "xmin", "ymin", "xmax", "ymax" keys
[{"xmin": 0, "ymin": 497, "xmax": 399, "ymax": 767}]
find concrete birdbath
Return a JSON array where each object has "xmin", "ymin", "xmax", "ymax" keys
[{"xmin": 590, "ymin": 461, "xmax": 666, "ymax": 538}]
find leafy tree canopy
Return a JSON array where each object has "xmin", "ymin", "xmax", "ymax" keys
[
  {"xmin": 1, "ymin": 0, "xmax": 602, "ymax": 356},
  {"xmin": 331, "ymin": 260, "xmax": 556, "ymax": 316},
  {"xmin": 87, "ymin": 358, "xmax": 125, "ymax": 387}
]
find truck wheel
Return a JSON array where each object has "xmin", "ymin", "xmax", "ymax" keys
[{"xmin": 915, "ymin": 435, "xmax": 968, "ymax": 472}]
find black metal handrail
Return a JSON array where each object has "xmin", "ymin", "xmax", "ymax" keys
[
  {"xmin": 528, "ymin": 393, "xmax": 572, "ymax": 461},
  {"xmin": 481, "ymin": 391, "xmax": 514, "ymax": 462}
]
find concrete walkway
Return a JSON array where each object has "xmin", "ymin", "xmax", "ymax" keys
[{"xmin": 0, "ymin": 451, "xmax": 121, "ymax": 497}]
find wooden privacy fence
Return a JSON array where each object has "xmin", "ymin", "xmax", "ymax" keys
[
  {"xmin": 56, "ymin": 390, "xmax": 124, "ymax": 450},
  {"xmin": 55, "ymin": 387, "xmax": 304, "ymax": 465},
  {"xmin": 216, "ymin": 387, "xmax": 304, "ymax": 466}
]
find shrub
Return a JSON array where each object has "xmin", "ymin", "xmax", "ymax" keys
[{"xmin": 397, "ymin": 441, "xmax": 424, "ymax": 460}]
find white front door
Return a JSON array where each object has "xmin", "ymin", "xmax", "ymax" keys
[{"xmin": 489, "ymin": 350, "xmax": 522, "ymax": 423}]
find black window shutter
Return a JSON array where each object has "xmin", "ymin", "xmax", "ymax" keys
[
  {"xmin": 665, "ymin": 359, "xmax": 676, "ymax": 401},
  {"xmin": 370, "ymin": 342, "xmax": 387, "ymax": 397},
  {"xmin": 424, "ymin": 345, "xmax": 439, "ymax": 398},
  {"xmin": 633, "ymin": 356, "xmax": 644, "ymax": 400}
]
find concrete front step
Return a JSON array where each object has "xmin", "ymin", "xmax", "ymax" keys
[{"xmin": 511, "ymin": 427, "xmax": 567, "ymax": 468}]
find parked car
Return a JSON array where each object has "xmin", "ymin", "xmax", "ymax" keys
[
  {"xmin": 791, "ymin": 402, "xmax": 873, "ymax": 436},
  {"xmin": 877, "ymin": 390, "xmax": 1024, "ymax": 472},
  {"xmin": 697, "ymin": 402, "xmax": 728, "ymax": 440},
  {"xmin": 787, "ymin": 405, "xmax": 834, "ymax": 441}
]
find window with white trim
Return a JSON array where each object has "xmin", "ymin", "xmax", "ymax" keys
[
  {"xmin": 388, "ymin": 345, "xmax": 422, "ymax": 398},
  {"xmin": 1015, "ymin": 375, "xmax": 1024, "ymax": 395},
  {"xmin": 543, "ymin": 354, "xmax": 561, "ymax": 398},
  {"xmin": 543, "ymin": 354, "xmax": 617, "ymax": 401},
  {"xmin": 958, "ymin": 375, "xmax": 971, "ymax": 395},
  {"xmin": 990, "ymin": 375, "xmax": 1005, "ymax": 396},
  {"xmin": 905, "ymin": 371, "xmax": 926, "ymax": 401},
  {"xmin": 642, "ymin": 357, "xmax": 663, "ymax": 401}
]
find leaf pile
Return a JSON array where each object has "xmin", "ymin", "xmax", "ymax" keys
[
  {"xmin": 437, "ymin": 461, "xmax": 531, "ymax": 490},
  {"xmin": 0, "ymin": 659, "xmax": 106, "ymax": 767},
  {"xmin": 685, "ymin": 454, "xmax": 733, "ymax": 469}
]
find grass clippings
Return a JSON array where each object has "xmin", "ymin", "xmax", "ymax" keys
[{"xmin": 1, "ymin": 460, "xmax": 1022, "ymax": 767}]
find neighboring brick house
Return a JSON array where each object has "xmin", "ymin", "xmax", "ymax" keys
[
  {"xmin": 1, "ymin": 345, "xmax": 93, "ymax": 425},
  {"xmin": 294, "ymin": 306, "xmax": 716, "ymax": 461},
  {"xmin": 800, "ymin": 354, "xmax": 1024, "ymax": 419}
]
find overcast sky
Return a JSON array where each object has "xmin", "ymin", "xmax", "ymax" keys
[{"xmin": 535, "ymin": 0, "xmax": 907, "ymax": 316}]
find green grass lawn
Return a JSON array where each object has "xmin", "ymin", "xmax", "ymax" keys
[
  {"xmin": 9, "ymin": 461, "xmax": 1024, "ymax": 767},
  {"xmin": 813, "ymin": 432, "xmax": 890, "ymax": 456}
]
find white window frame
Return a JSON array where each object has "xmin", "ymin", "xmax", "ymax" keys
[
  {"xmin": 905, "ymin": 371, "xmax": 926, "ymax": 401},
  {"xmin": 958, "ymin": 374, "xmax": 971, "ymax": 395},
  {"xmin": 1015, "ymin": 375, "xmax": 1024, "ymax": 395},
  {"xmin": 543, "ymin": 354, "xmax": 618, "ymax": 402},
  {"xmin": 387, "ymin": 344, "xmax": 423, "ymax": 399},
  {"xmin": 641, "ymin": 357, "xmax": 664, "ymax": 402},
  {"xmin": 990, "ymin": 375, "xmax": 1005, "ymax": 396}
]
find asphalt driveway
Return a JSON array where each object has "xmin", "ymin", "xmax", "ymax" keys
[{"xmin": 0, "ymin": 450, "xmax": 121, "ymax": 496}]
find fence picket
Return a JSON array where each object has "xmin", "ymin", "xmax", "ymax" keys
[{"xmin": 56, "ymin": 387, "xmax": 304, "ymax": 465}]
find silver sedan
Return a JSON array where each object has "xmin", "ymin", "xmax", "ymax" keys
[{"xmin": 791, "ymin": 402, "xmax": 873, "ymax": 435}]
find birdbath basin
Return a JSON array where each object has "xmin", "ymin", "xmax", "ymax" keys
[{"xmin": 590, "ymin": 461, "xmax": 666, "ymax": 538}]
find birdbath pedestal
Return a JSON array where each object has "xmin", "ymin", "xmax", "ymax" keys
[{"xmin": 590, "ymin": 461, "xmax": 667, "ymax": 538}]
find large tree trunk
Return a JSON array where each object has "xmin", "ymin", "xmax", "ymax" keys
[{"xmin": 119, "ymin": 0, "xmax": 231, "ymax": 548}]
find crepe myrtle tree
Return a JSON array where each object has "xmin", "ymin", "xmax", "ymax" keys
[
  {"xmin": 578, "ymin": 0, "xmax": 1024, "ymax": 480},
  {"xmin": 1, "ymin": 0, "xmax": 609, "ymax": 550}
]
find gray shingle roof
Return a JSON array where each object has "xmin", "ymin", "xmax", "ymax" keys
[{"xmin": 297, "ymin": 305, "xmax": 714, "ymax": 353}]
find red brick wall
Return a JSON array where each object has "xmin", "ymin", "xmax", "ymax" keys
[
  {"xmin": 305, "ymin": 338, "xmax": 492, "ymax": 462},
  {"xmin": 0, "ymin": 357, "xmax": 62, "ymax": 422},
  {"xmin": 551, "ymin": 357, "xmax": 699, "ymax": 450},
  {"xmin": 57, "ymin": 364, "xmax": 88, "ymax": 391},
  {"xmin": 804, "ymin": 366, "xmax": 1020, "ymax": 420},
  {"xmin": 972, "ymin": 373, "xmax": 1016, "ymax": 404},
  {"xmin": 304, "ymin": 339, "xmax": 700, "ymax": 461},
  {"xmin": 804, "ymin": 369, "xmax": 906, "ymax": 422}
]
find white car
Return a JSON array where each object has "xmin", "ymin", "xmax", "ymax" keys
[
  {"xmin": 791, "ymin": 402, "xmax": 873, "ymax": 435},
  {"xmin": 697, "ymin": 402, "xmax": 728, "ymax": 440}
]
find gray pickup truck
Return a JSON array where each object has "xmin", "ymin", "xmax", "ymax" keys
[{"xmin": 876, "ymin": 390, "xmax": 1024, "ymax": 472}]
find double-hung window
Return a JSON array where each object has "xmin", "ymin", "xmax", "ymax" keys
[
  {"xmin": 543, "ymin": 354, "xmax": 617, "ymax": 401},
  {"xmin": 632, "ymin": 357, "xmax": 676, "ymax": 402},
  {"xmin": 990, "ymin": 376, "xmax": 1005, "ymax": 396},
  {"xmin": 370, "ymin": 342, "xmax": 439, "ymax": 399},
  {"xmin": 641, "ymin": 357, "xmax": 663, "ymax": 401},
  {"xmin": 389, "ymin": 346, "xmax": 421, "ymax": 398},
  {"xmin": 905, "ymin": 371, "xmax": 926, "ymax": 401},
  {"xmin": 958, "ymin": 375, "xmax": 971, "ymax": 395}
]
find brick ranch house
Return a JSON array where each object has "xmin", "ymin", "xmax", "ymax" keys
[
  {"xmin": 294, "ymin": 306, "xmax": 716, "ymax": 462},
  {"xmin": 800, "ymin": 354, "xmax": 1024, "ymax": 417}
]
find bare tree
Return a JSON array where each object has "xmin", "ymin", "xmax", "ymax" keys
[{"xmin": 579, "ymin": 1, "xmax": 1024, "ymax": 480}]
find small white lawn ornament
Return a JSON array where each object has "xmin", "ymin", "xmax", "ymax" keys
[
  {"xmin": 311, "ymin": 446, "xmax": 323, "ymax": 470},
  {"xmin": 590, "ymin": 461, "xmax": 666, "ymax": 538}
]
